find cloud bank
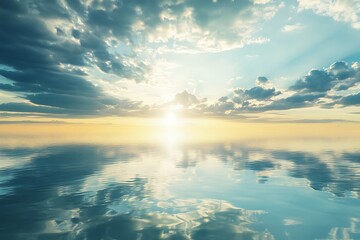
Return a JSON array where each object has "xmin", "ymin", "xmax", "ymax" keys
[{"xmin": 165, "ymin": 61, "xmax": 360, "ymax": 117}]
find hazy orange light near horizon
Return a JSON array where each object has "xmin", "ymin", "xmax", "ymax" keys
[{"xmin": 1, "ymin": 118, "xmax": 360, "ymax": 148}]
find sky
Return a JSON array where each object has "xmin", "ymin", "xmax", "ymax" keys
[{"xmin": 0, "ymin": 0, "xmax": 360, "ymax": 123}]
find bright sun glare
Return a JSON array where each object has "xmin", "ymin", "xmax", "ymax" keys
[
  {"xmin": 160, "ymin": 110, "xmax": 181, "ymax": 146},
  {"xmin": 163, "ymin": 111, "xmax": 178, "ymax": 126}
]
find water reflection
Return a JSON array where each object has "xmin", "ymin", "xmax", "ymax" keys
[{"xmin": 0, "ymin": 141, "xmax": 359, "ymax": 239}]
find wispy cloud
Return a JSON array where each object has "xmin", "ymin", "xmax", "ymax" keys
[
  {"xmin": 282, "ymin": 23, "xmax": 304, "ymax": 32},
  {"xmin": 298, "ymin": 0, "xmax": 360, "ymax": 29}
]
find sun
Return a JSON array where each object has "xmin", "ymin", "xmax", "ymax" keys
[
  {"xmin": 160, "ymin": 110, "xmax": 181, "ymax": 147},
  {"xmin": 163, "ymin": 111, "xmax": 178, "ymax": 126}
]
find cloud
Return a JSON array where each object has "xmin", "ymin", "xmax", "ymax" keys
[
  {"xmin": 65, "ymin": 0, "xmax": 277, "ymax": 52},
  {"xmin": 26, "ymin": 93, "xmax": 112, "ymax": 111},
  {"xmin": 298, "ymin": 0, "xmax": 360, "ymax": 29},
  {"xmin": 0, "ymin": 1, "xmax": 146, "ymax": 116},
  {"xmin": 207, "ymin": 100, "xmax": 236, "ymax": 115},
  {"xmin": 256, "ymin": 76, "xmax": 269, "ymax": 85},
  {"xmin": 0, "ymin": 0, "xmax": 285, "ymax": 117},
  {"xmin": 0, "ymin": 102, "xmax": 69, "ymax": 115},
  {"xmin": 172, "ymin": 90, "xmax": 205, "ymax": 107},
  {"xmin": 328, "ymin": 62, "xmax": 359, "ymax": 91},
  {"xmin": 160, "ymin": 90, "xmax": 208, "ymax": 117},
  {"xmin": 290, "ymin": 61, "xmax": 360, "ymax": 93},
  {"xmin": 227, "ymin": 78, "xmax": 282, "ymax": 110},
  {"xmin": 340, "ymin": 92, "xmax": 360, "ymax": 106},
  {"xmin": 255, "ymin": 92, "xmax": 326, "ymax": 111},
  {"xmin": 281, "ymin": 23, "xmax": 304, "ymax": 32},
  {"xmin": 69, "ymin": 0, "xmax": 278, "ymax": 52},
  {"xmin": 244, "ymin": 86, "xmax": 281, "ymax": 100},
  {"xmin": 291, "ymin": 69, "xmax": 333, "ymax": 92},
  {"xmin": 173, "ymin": 61, "xmax": 359, "ymax": 117},
  {"xmin": 243, "ymin": 61, "xmax": 360, "ymax": 112}
]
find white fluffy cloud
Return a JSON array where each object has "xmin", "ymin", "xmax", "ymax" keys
[
  {"xmin": 298, "ymin": 0, "xmax": 360, "ymax": 29},
  {"xmin": 142, "ymin": 0, "xmax": 279, "ymax": 52}
]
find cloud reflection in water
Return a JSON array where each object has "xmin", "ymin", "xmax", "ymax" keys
[{"xmin": 0, "ymin": 141, "xmax": 359, "ymax": 239}]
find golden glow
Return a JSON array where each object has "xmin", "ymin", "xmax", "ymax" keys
[{"xmin": 0, "ymin": 118, "xmax": 360, "ymax": 148}]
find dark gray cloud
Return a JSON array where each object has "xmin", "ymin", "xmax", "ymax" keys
[
  {"xmin": 26, "ymin": 93, "xmax": 113, "ymax": 111},
  {"xmin": 0, "ymin": 70, "xmax": 96, "ymax": 95},
  {"xmin": 187, "ymin": 0, "xmax": 250, "ymax": 27},
  {"xmin": 254, "ymin": 93, "xmax": 326, "ymax": 111},
  {"xmin": 244, "ymin": 86, "xmax": 281, "ymax": 100},
  {"xmin": 340, "ymin": 92, "xmax": 360, "ymax": 106},
  {"xmin": 86, "ymin": 1, "xmax": 162, "ymax": 38},
  {"xmin": 0, "ymin": 1, "xmax": 144, "ymax": 116},
  {"xmin": 27, "ymin": 0, "xmax": 71, "ymax": 19},
  {"xmin": 328, "ymin": 61, "xmax": 355, "ymax": 80},
  {"xmin": 206, "ymin": 61, "xmax": 360, "ymax": 115},
  {"xmin": 0, "ymin": 0, "xmax": 26, "ymax": 14},
  {"xmin": 164, "ymin": 61, "xmax": 359, "ymax": 118},
  {"xmin": 256, "ymin": 76, "xmax": 269, "ymax": 85},
  {"xmin": 0, "ymin": 102, "xmax": 69, "ymax": 115},
  {"xmin": 291, "ymin": 69, "xmax": 333, "ymax": 92},
  {"xmin": 290, "ymin": 61, "xmax": 360, "ymax": 93},
  {"xmin": 230, "ymin": 84, "xmax": 281, "ymax": 109}
]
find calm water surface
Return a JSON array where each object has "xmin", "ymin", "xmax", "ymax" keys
[{"xmin": 0, "ymin": 139, "xmax": 359, "ymax": 240}]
